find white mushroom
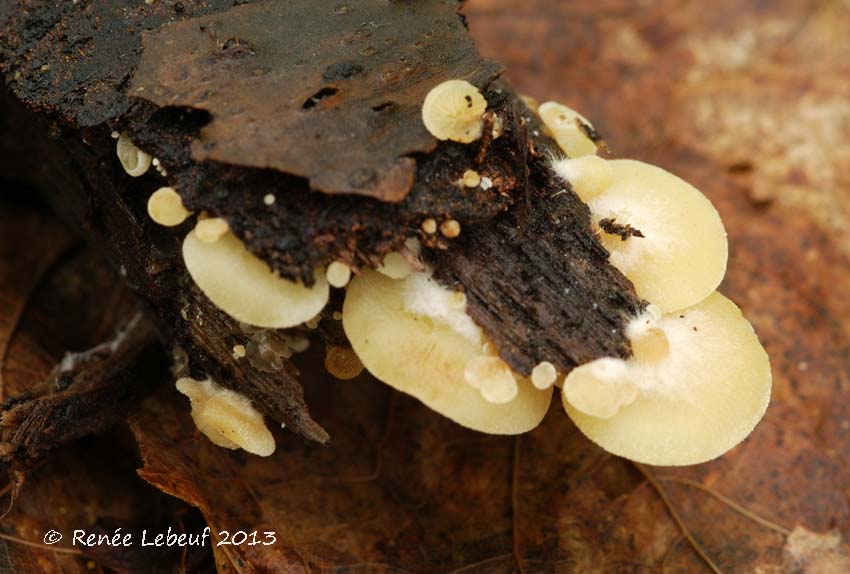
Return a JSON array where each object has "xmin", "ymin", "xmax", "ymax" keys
[
  {"xmin": 587, "ymin": 160, "xmax": 728, "ymax": 313},
  {"xmin": 422, "ymin": 79, "xmax": 488, "ymax": 143},
  {"xmin": 538, "ymin": 101, "xmax": 598, "ymax": 158},
  {"xmin": 562, "ymin": 292, "xmax": 772, "ymax": 466},
  {"xmin": 175, "ymin": 377, "xmax": 275, "ymax": 456},
  {"xmin": 116, "ymin": 132, "xmax": 152, "ymax": 177},
  {"xmin": 342, "ymin": 270, "xmax": 552, "ymax": 434},
  {"xmin": 182, "ymin": 230, "xmax": 329, "ymax": 328}
]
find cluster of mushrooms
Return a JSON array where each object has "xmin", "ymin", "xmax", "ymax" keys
[{"xmin": 122, "ymin": 78, "xmax": 771, "ymax": 466}]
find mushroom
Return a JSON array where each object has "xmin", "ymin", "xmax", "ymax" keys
[
  {"xmin": 586, "ymin": 160, "xmax": 728, "ymax": 312},
  {"xmin": 530, "ymin": 361, "xmax": 559, "ymax": 390},
  {"xmin": 342, "ymin": 270, "xmax": 552, "ymax": 434},
  {"xmin": 421, "ymin": 79, "xmax": 488, "ymax": 143},
  {"xmin": 195, "ymin": 217, "xmax": 230, "ymax": 243},
  {"xmin": 182, "ymin": 230, "xmax": 329, "ymax": 328},
  {"xmin": 376, "ymin": 238, "xmax": 420, "ymax": 280},
  {"xmin": 326, "ymin": 261, "xmax": 352, "ymax": 288},
  {"xmin": 562, "ymin": 292, "xmax": 771, "ymax": 466},
  {"xmin": 116, "ymin": 132, "xmax": 152, "ymax": 177},
  {"xmin": 175, "ymin": 377, "xmax": 276, "ymax": 457},
  {"xmin": 538, "ymin": 101, "xmax": 598, "ymax": 158},
  {"xmin": 147, "ymin": 187, "xmax": 191, "ymax": 227},
  {"xmin": 551, "ymin": 155, "xmax": 613, "ymax": 202},
  {"xmin": 324, "ymin": 345, "xmax": 365, "ymax": 380}
]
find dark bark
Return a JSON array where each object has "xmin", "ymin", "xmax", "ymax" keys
[{"xmin": 0, "ymin": 0, "xmax": 645, "ymax": 441}]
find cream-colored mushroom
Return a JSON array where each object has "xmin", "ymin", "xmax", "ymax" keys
[
  {"xmin": 175, "ymin": 377, "xmax": 275, "ymax": 456},
  {"xmin": 551, "ymin": 155, "xmax": 613, "ymax": 202},
  {"xmin": 147, "ymin": 187, "xmax": 191, "ymax": 227},
  {"xmin": 182, "ymin": 230, "xmax": 329, "ymax": 328},
  {"xmin": 376, "ymin": 238, "xmax": 420, "ymax": 280},
  {"xmin": 587, "ymin": 160, "xmax": 728, "ymax": 313},
  {"xmin": 116, "ymin": 132, "xmax": 152, "ymax": 177},
  {"xmin": 422, "ymin": 79, "xmax": 488, "ymax": 143},
  {"xmin": 538, "ymin": 101, "xmax": 598, "ymax": 158},
  {"xmin": 530, "ymin": 361, "xmax": 558, "ymax": 390},
  {"xmin": 195, "ymin": 217, "xmax": 230, "ymax": 243},
  {"xmin": 562, "ymin": 292, "xmax": 771, "ymax": 466},
  {"xmin": 326, "ymin": 261, "xmax": 352, "ymax": 288},
  {"xmin": 343, "ymin": 270, "xmax": 552, "ymax": 434}
]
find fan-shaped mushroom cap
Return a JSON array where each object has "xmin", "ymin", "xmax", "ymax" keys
[
  {"xmin": 116, "ymin": 132, "xmax": 152, "ymax": 177},
  {"xmin": 343, "ymin": 270, "xmax": 552, "ymax": 434},
  {"xmin": 538, "ymin": 101, "xmax": 598, "ymax": 158},
  {"xmin": 563, "ymin": 292, "xmax": 771, "ymax": 466},
  {"xmin": 422, "ymin": 79, "xmax": 488, "ymax": 143},
  {"xmin": 176, "ymin": 377, "xmax": 275, "ymax": 457},
  {"xmin": 182, "ymin": 230, "xmax": 329, "ymax": 328},
  {"xmin": 588, "ymin": 160, "xmax": 728, "ymax": 312}
]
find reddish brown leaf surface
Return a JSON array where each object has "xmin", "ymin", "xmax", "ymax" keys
[
  {"xmin": 125, "ymin": 1, "xmax": 850, "ymax": 573},
  {"xmin": 131, "ymin": 0, "xmax": 500, "ymax": 201}
]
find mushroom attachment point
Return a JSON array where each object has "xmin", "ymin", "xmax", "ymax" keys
[
  {"xmin": 116, "ymin": 132, "xmax": 152, "ymax": 177},
  {"xmin": 562, "ymin": 293, "xmax": 771, "ymax": 466},
  {"xmin": 587, "ymin": 160, "xmax": 728, "ymax": 312},
  {"xmin": 175, "ymin": 377, "xmax": 276, "ymax": 457},
  {"xmin": 182, "ymin": 230, "xmax": 329, "ymax": 329},
  {"xmin": 551, "ymin": 155, "xmax": 613, "ymax": 202},
  {"xmin": 342, "ymin": 270, "xmax": 552, "ymax": 434},
  {"xmin": 421, "ymin": 79, "xmax": 488, "ymax": 143},
  {"xmin": 538, "ymin": 101, "xmax": 598, "ymax": 158},
  {"xmin": 195, "ymin": 217, "xmax": 230, "ymax": 243},
  {"xmin": 147, "ymin": 187, "xmax": 191, "ymax": 227}
]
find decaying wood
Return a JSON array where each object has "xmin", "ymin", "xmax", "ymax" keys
[
  {"xmin": 0, "ymin": 0, "xmax": 644, "ymax": 442},
  {"xmin": 0, "ymin": 314, "xmax": 164, "ymax": 470}
]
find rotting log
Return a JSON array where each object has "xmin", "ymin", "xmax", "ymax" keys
[{"xmin": 0, "ymin": 0, "xmax": 645, "ymax": 442}]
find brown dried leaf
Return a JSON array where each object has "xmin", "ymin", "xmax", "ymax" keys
[{"xmin": 131, "ymin": 0, "xmax": 501, "ymax": 201}]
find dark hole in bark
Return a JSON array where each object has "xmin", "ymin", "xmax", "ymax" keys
[{"xmin": 302, "ymin": 87, "xmax": 339, "ymax": 109}]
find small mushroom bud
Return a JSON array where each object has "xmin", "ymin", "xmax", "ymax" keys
[
  {"xmin": 422, "ymin": 79, "xmax": 488, "ymax": 143},
  {"xmin": 562, "ymin": 292, "xmax": 772, "ymax": 466},
  {"xmin": 551, "ymin": 155, "xmax": 613, "ymax": 201},
  {"xmin": 326, "ymin": 261, "xmax": 352, "ymax": 288},
  {"xmin": 116, "ymin": 132, "xmax": 152, "ymax": 177},
  {"xmin": 195, "ymin": 217, "xmax": 230, "ymax": 243},
  {"xmin": 587, "ymin": 160, "xmax": 728, "ymax": 313},
  {"xmin": 342, "ymin": 270, "xmax": 552, "ymax": 434},
  {"xmin": 182, "ymin": 230, "xmax": 329, "ymax": 329},
  {"xmin": 147, "ymin": 187, "xmax": 191, "ymax": 227},
  {"xmin": 376, "ymin": 238, "xmax": 420, "ymax": 279},
  {"xmin": 530, "ymin": 361, "xmax": 558, "ymax": 390},
  {"xmin": 538, "ymin": 101, "xmax": 598, "ymax": 158},
  {"xmin": 324, "ymin": 345, "xmax": 364, "ymax": 380},
  {"xmin": 176, "ymin": 377, "xmax": 275, "ymax": 456}
]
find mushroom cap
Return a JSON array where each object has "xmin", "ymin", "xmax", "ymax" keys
[
  {"xmin": 589, "ymin": 159, "xmax": 728, "ymax": 313},
  {"xmin": 538, "ymin": 101, "xmax": 598, "ymax": 157},
  {"xmin": 563, "ymin": 292, "xmax": 772, "ymax": 466},
  {"xmin": 343, "ymin": 270, "xmax": 552, "ymax": 434},
  {"xmin": 116, "ymin": 132, "xmax": 152, "ymax": 177},
  {"xmin": 176, "ymin": 378, "xmax": 276, "ymax": 457},
  {"xmin": 147, "ymin": 187, "xmax": 190, "ymax": 227},
  {"xmin": 182, "ymin": 230, "xmax": 329, "ymax": 328},
  {"xmin": 421, "ymin": 79, "xmax": 487, "ymax": 143}
]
